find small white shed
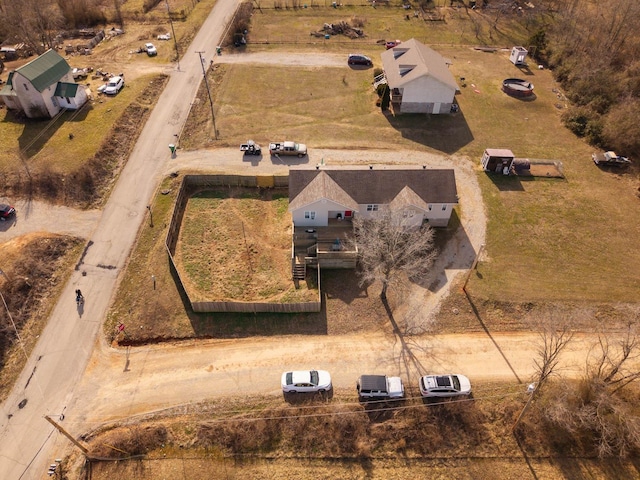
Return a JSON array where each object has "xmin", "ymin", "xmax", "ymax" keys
[
  {"xmin": 481, "ymin": 149, "xmax": 515, "ymax": 175},
  {"xmin": 509, "ymin": 46, "xmax": 528, "ymax": 66}
]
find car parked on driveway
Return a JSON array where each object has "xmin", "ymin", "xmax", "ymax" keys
[
  {"xmin": 0, "ymin": 204, "xmax": 16, "ymax": 221},
  {"xmin": 104, "ymin": 76, "xmax": 124, "ymax": 95},
  {"xmin": 348, "ymin": 54, "xmax": 373, "ymax": 67},
  {"xmin": 281, "ymin": 370, "xmax": 332, "ymax": 394},
  {"xmin": 145, "ymin": 43, "xmax": 158, "ymax": 56},
  {"xmin": 419, "ymin": 374, "xmax": 472, "ymax": 399},
  {"xmin": 357, "ymin": 374, "xmax": 404, "ymax": 401},
  {"xmin": 269, "ymin": 141, "xmax": 307, "ymax": 157}
]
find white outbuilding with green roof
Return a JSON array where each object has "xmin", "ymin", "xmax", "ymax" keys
[{"xmin": 0, "ymin": 49, "xmax": 87, "ymax": 118}]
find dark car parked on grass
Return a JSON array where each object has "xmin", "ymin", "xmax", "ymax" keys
[
  {"xmin": 0, "ymin": 204, "xmax": 16, "ymax": 221},
  {"xmin": 348, "ymin": 54, "xmax": 373, "ymax": 67}
]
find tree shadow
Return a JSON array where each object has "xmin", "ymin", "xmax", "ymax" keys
[
  {"xmin": 463, "ymin": 288, "xmax": 522, "ymax": 383},
  {"xmin": 381, "ymin": 296, "xmax": 430, "ymax": 386},
  {"xmin": 513, "ymin": 430, "xmax": 540, "ymax": 480}
]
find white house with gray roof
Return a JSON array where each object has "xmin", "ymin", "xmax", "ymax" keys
[
  {"xmin": 0, "ymin": 49, "xmax": 87, "ymax": 118},
  {"xmin": 380, "ymin": 38, "xmax": 458, "ymax": 114},
  {"xmin": 289, "ymin": 165, "xmax": 458, "ymax": 228}
]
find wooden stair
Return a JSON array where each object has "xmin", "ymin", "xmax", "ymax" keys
[{"xmin": 292, "ymin": 263, "xmax": 306, "ymax": 280}]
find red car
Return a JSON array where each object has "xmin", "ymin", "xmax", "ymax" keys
[
  {"xmin": 0, "ymin": 204, "xmax": 15, "ymax": 221},
  {"xmin": 385, "ymin": 40, "xmax": 401, "ymax": 49}
]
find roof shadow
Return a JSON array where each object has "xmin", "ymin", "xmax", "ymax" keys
[
  {"xmin": 483, "ymin": 171, "xmax": 525, "ymax": 191},
  {"xmin": 382, "ymin": 107, "xmax": 474, "ymax": 155}
]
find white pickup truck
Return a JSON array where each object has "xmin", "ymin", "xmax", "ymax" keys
[{"xmin": 268, "ymin": 141, "xmax": 307, "ymax": 157}]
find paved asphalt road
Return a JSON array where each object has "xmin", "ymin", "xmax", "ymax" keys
[{"xmin": 0, "ymin": 0, "xmax": 240, "ymax": 477}]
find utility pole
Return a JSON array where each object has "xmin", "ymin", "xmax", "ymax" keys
[
  {"xmin": 196, "ymin": 51, "xmax": 218, "ymax": 140},
  {"xmin": 44, "ymin": 416, "xmax": 89, "ymax": 455},
  {"xmin": 165, "ymin": 0, "xmax": 180, "ymax": 70}
]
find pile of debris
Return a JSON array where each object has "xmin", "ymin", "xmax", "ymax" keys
[
  {"xmin": 62, "ymin": 30, "xmax": 105, "ymax": 56},
  {"xmin": 311, "ymin": 21, "xmax": 366, "ymax": 39}
]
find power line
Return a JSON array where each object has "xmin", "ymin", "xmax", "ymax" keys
[
  {"xmin": 196, "ymin": 51, "xmax": 218, "ymax": 140},
  {"xmin": 62, "ymin": 389, "xmax": 525, "ymax": 429}
]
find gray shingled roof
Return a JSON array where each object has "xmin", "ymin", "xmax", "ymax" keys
[
  {"xmin": 288, "ymin": 171, "xmax": 360, "ymax": 211},
  {"xmin": 289, "ymin": 167, "xmax": 458, "ymax": 207},
  {"xmin": 15, "ymin": 49, "xmax": 70, "ymax": 93},
  {"xmin": 380, "ymin": 38, "xmax": 457, "ymax": 90},
  {"xmin": 389, "ymin": 185, "xmax": 428, "ymax": 211}
]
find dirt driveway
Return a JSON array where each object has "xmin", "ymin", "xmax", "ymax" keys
[
  {"xmin": 214, "ymin": 51, "xmax": 348, "ymax": 67},
  {"xmin": 0, "ymin": 198, "xmax": 101, "ymax": 242}
]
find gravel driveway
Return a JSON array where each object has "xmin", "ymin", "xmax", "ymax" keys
[
  {"xmin": 0, "ymin": 198, "xmax": 101, "ymax": 242},
  {"xmin": 214, "ymin": 52, "xmax": 348, "ymax": 67}
]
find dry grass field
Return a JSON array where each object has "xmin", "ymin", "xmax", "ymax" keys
[
  {"xmin": 183, "ymin": 43, "xmax": 640, "ymax": 303},
  {"xmin": 79, "ymin": 385, "xmax": 640, "ymax": 480},
  {"xmin": 176, "ymin": 188, "xmax": 317, "ymax": 302}
]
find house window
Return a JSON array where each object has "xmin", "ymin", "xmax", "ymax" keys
[
  {"xmin": 442, "ymin": 205, "xmax": 447, "ymax": 211},
  {"xmin": 403, "ymin": 210, "xmax": 414, "ymax": 218},
  {"xmin": 366, "ymin": 204, "xmax": 378, "ymax": 212},
  {"xmin": 23, "ymin": 83, "xmax": 29, "ymax": 91},
  {"xmin": 304, "ymin": 211, "xmax": 315, "ymax": 220}
]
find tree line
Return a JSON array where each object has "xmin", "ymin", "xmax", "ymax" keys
[{"xmin": 529, "ymin": 0, "xmax": 640, "ymax": 154}]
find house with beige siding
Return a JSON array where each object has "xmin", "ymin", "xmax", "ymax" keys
[
  {"xmin": 288, "ymin": 165, "xmax": 458, "ymax": 272},
  {"xmin": 379, "ymin": 38, "xmax": 458, "ymax": 114}
]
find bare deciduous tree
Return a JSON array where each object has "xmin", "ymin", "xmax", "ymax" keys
[
  {"xmin": 513, "ymin": 314, "xmax": 573, "ymax": 431},
  {"xmin": 543, "ymin": 321, "xmax": 640, "ymax": 457},
  {"xmin": 350, "ymin": 209, "xmax": 437, "ymax": 300}
]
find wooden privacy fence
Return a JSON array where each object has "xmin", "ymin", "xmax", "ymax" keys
[{"xmin": 165, "ymin": 174, "xmax": 321, "ymax": 313}]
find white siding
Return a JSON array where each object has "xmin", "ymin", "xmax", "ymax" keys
[
  {"xmin": 292, "ymin": 198, "xmax": 347, "ymax": 227},
  {"xmin": 400, "ymin": 75, "xmax": 455, "ymax": 114}
]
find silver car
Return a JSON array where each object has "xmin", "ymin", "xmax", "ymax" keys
[
  {"xmin": 281, "ymin": 370, "xmax": 332, "ymax": 394},
  {"xmin": 419, "ymin": 374, "xmax": 472, "ymax": 398}
]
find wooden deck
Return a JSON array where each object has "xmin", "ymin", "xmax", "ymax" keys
[{"xmin": 293, "ymin": 219, "xmax": 357, "ymax": 268}]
